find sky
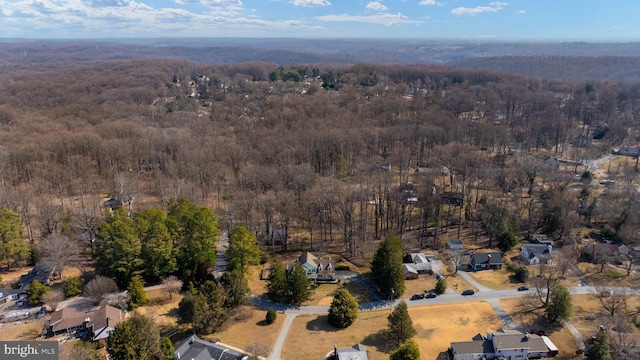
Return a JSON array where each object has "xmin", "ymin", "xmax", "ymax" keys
[{"xmin": 0, "ymin": 0, "xmax": 639, "ymax": 41}]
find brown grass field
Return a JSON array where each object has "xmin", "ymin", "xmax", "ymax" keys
[
  {"xmin": 281, "ymin": 301, "xmax": 502, "ymax": 360},
  {"xmin": 467, "ymin": 268, "xmax": 520, "ymax": 290}
]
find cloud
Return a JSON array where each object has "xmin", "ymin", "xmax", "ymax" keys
[
  {"xmin": 452, "ymin": 1, "xmax": 508, "ymax": 16},
  {"xmin": 316, "ymin": 12, "xmax": 421, "ymax": 26},
  {"xmin": 518, "ymin": 10, "xmax": 525, "ymax": 14},
  {"xmin": 419, "ymin": 0, "xmax": 441, "ymax": 5},
  {"xmin": 174, "ymin": 0, "xmax": 242, "ymax": 5},
  {"xmin": 290, "ymin": 0, "xmax": 330, "ymax": 7},
  {"xmin": 366, "ymin": 2, "xmax": 387, "ymax": 12}
]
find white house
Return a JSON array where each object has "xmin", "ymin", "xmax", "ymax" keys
[
  {"xmin": 521, "ymin": 244, "xmax": 553, "ymax": 265},
  {"xmin": 451, "ymin": 329, "xmax": 558, "ymax": 360}
]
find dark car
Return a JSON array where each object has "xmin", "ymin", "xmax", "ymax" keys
[
  {"xmin": 410, "ymin": 294, "xmax": 425, "ymax": 300},
  {"xmin": 425, "ymin": 292, "xmax": 437, "ymax": 299},
  {"xmin": 517, "ymin": 286, "xmax": 529, "ymax": 291},
  {"xmin": 461, "ymin": 289, "xmax": 475, "ymax": 296},
  {"xmin": 529, "ymin": 329, "xmax": 546, "ymax": 336}
]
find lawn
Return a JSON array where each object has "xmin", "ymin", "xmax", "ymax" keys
[
  {"xmin": 577, "ymin": 262, "xmax": 640, "ymax": 287},
  {"xmin": 205, "ymin": 307, "xmax": 285, "ymax": 357},
  {"xmin": 444, "ymin": 272, "xmax": 478, "ymax": 293},
  {"xmin": 281, "ymin": 301, "xmax": 502, "ymax": 360},
  {"xmin": 134, "ymin": 288, "xmax": 184, "ymax": 335},
  {"xmin": 402, "ymin": 276, "xmax": 437, "ymax": 299},
  {"xmin": 467, "ymin": 268, "xmax": 521, "ymax": 290}
]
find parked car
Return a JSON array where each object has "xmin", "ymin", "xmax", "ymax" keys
[
  {"xmin": 461, "ymin": 289, "xmax": 475, "ymax": 296},
  {"xmin": 410, "ymin": 294, "xmax": 425, "ymax": 300},
  {"xmin": 529, "ymin": 329, "xmax": 546, "ymax": 336},
  {"xmin": 435, "ymin": 274, "xmax": 443, "ymax": 280},
  {"xmin": 517, "ymin": 286, "xmax": 529, "ymax": 291},
  {"xmin": 36, "ymin": 306, "xmax": 46, "ymax": 318},
  {"xmin": 425, "ymin": 292, "xmax": 437, "ymax": 299},
  {"xmin": 16, "ymin": 299, "xmax": 25, "ymax": 307}
]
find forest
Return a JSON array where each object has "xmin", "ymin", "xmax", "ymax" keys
[{"xmin": 0, "ymin": 55, "xmax": 639, "ymax": 269}]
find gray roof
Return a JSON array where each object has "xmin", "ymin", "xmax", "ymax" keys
[
  {"xmin": 336, "ymin": 343, "xmax": 368, "ymax": 360},
  {"xmin": 18, "ymin": 262, "xmax": 54, "ymax": 289},
  {"xmin": 491, "ymin": 330, "xmax": 548, "ymax": 353},
  {"xmin": 174, "ymin": 335, "xmax": 247, "ymax": 360},
  {"xmin": 451, "ymin": 339, "xmax": 494, "ymax": 355},
  {"xmin": 470, "ymin": 252, "xmax": 503, "ymax": 265}
]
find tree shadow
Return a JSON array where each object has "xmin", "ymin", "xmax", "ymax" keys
[
  {"xmin": 436, "ymin": 350, "xmax": 452, "ymax": 360},
  {"xmin": 361, "ymin": 329, "xmax": 394, "ymax": 354},
  {"xmin": 305, "ymin": 315, "xmax": 340, "ymax": 333},
  {"xmin": 256, "ymin": 319, "xmax": 270, "ymax": 326}
]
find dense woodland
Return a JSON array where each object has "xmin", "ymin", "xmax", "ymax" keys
[{"xmin": 0, "ymin": 56, "xmax": 639, "ymax": 270}]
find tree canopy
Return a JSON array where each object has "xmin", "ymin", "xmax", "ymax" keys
[
  {"xmin": 545, "ymin": 284, "xmax": 573, "ymax": 322},
  {"xmin": 107, "ymin": 313, "xmax": 163, "ymax": 360},
  {"xmin": 328, "ymin": 288, "xmax": 359, "ymax": 328},
  {"xmin": 0, "ymin": 209, "xmax": 29, "ymax": 269},
  {"xmin": 227, "ymin": 226, "xmax": 261, "ymax": 272},
  {"xmin": 265, "ymin": 260, "xmax": 312, "ymax": 305},
  {"xmin": 371, "ymin": 234, "xmax": 405, "ymax": 298},
  {"xmin": 387, "ymin": 301, "xmax": 416, "ymax": 347}
]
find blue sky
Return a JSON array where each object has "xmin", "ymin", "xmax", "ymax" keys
[{"xmin": 0, "ymin": 0, "xmax": 638, "ymax": 41}]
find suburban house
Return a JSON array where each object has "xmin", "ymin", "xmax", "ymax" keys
[
  {"xmin": 18, "ymin": 262, "xmax": 55, "ymax": 290},
  {"xmin": 447, "ymin": 239, "xmax": 465, "ymax": 251},
  {"xmin": 585, "ymin": 242, "xmax": 627, "ymax": 263},
  {"xmin": 47, "ymin": 305, "xmax": 125, "ymax": 341},
  {"xmin": 297, "ymin": 252, "xmax": 336, "ymax": 282},
  {"xmin": 521, "ymin": 244, "xmax": 553, "ymax": 265},
  {"xmin": 544, "ymin": 156, "xmax": 560, "ymax": 170},
  {"xmin": 614, "ymin": 147, "xmax": 640, "ymax": 158},
  {"xmin": 450, "ymin": 329, "xmax": 558, "ymax": 360},
  {"xmin": 531, "ymin": 234, "xmax": 554, "ymax": 246},
  {"xmin": 469, "ymin": 252, "xmax": 503, "ymax": 271},
  {"xmin": 174, "ymin": 335, "xmax": 248, "ymax": 360},
  {"xmin": 403, "ymin": 252, "xmax": 433, "ymax": 277},
  {"xmin": 327, "ymin": 343, "xmax": 369, "ymax": 360},
  {"xmin": 403, "ymin": 264, "xmax": 419, "ymax": 280},
  {"xmin": 104, "ymin": 193, "xmax": 133, "ymax": 210}
]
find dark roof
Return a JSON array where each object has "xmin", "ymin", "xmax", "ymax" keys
[
  {"xmin": 451, "ymin": 339, "xmax": 494, "ymax": 355},
  {"xmin": 470, "ymin": 252, "xmax": 503, "ymax": 265},
  {"xmin": 447, "ymin": 239, "xmax": 464, "ymax": 249},
  {"xmin": 174, "ymin": 335, "xmax": 247, "ymax": 360},
  {"xmin": 18, "ymin": 262, "xmax": 54, "ymax": 289}
]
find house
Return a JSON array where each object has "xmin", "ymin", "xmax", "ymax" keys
[
  {"xmin": 544, "ymin": 156, "xmax": 560, "ymax": 170},
  {"xmin": 441, "ymin": 192, "xmax": 464, "ymax": 207},
  {"xmin": 104, "ymin": 193, "xmax": 133, "ymax": 210},
  {"xmin": 469, "ymin": 252, "xmax": 503, "ymax": 271},
  {"xmin": 447, "ymin": 239, "xmax": 465, "ymax": 251},
  {"xmin": 521, "ymin": 244, "xmax": 553, "ymax": 265},
  {"xmin": 585, "ymin": 242, "xmax": 624, "ymax": 263},
  {"xmin": 402, "ymin": 252, "xmax": 433, "ymax": 276},
  {"xmin": 531, "ymin": 234, "xmax": 554, "ymax": 246},
  {"xmin": 328, "ymin": 343, "xmax": 369, "ymax": 360},
  {"xmin": 616, "ymin": 147, "xmax": 640, "ymax": 158},
  {"xmin": 18, "ymin": 262, "xmax": 55, "ymax": 290},
  {"xmin": 450, "ymin": 329, "xmax": 558, "ymax": 360},
  {"xmin": 174, "ymin": 335, "xmax": 249, "ymax": 360},
  {"xmin": 402, "ymin": 264, "xmax": 419, "ymax": 280},
  {"xmin": 297, "ymin": 252, "xmax": 336, "ymax": 282},
  {"xmin": 47, "ymin": 305, "xmax": 125, "ymax": 341}
]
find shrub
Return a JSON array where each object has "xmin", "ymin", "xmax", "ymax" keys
[
  {"xmin": 63, "ymin": 276, "xmax": 83, "ymax": 298},
  {"xmin": 514, "ymin": 266, "xmax": 529, "ymax": 283},
  {"xmin": 435, "ymin": 278, "xmax": 447, "ymax": 295},
  {"xmin": 265, "ymin": 309, "xmax": 277, "ymax": 324},
  {"xmin": 27, "ymin": 280, "xmax": 50, "ymax": 306},
  {"xmin": 335, "ymin": 265, "xmax": 350, "ymax": 271}
]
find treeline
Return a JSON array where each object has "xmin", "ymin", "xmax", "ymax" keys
[{"xmin": 0, "ymin": 59, "xmax": 638, "ymax": 265}]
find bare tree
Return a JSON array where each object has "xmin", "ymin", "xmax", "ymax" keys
[
  {"xmin": 448, "ymin": 249, "xmax": 465, "ymax": 274},
  {"xmin": 41, "ymin": 290, "xmax": 63, "ymax": 312},
  {"xmin": 162, "ymin": 275, "xmax": 182, "ymax": 300},
  {"xmin": 623, "ymin": 254, "xmax": 637, "ymax": 277},
  {"xmin": 84, "ymin": 276, "xmax": 119, "ymax": 305},
  {"xmin": 530, "ymin": 256, "xmax": 563, "ymax": 307},
  {"xmin": 37, "ymin": 233, "xmax": 79, "ymax": 280},
  {"xmin": 595, "ymin": 286, "xmax": 628, "ymax": 317}
]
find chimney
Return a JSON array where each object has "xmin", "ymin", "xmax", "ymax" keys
[
  {"xmin": 334, "ymin": 344, "xmax": 338, "ymax": 359},
  {"xmin": 487, "ymin": 254, "xmax": 492, "ymax": 268}
]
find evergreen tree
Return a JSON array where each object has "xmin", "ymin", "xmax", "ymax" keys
[
  {"xmin": 127, "ymin": 275, "xmax": 148, "ymax": 309},
  {"xmin": 160, "ymin": 337, "xmax": 174, "ymax": 360},
  {"xmin": 265, "ymin": 309, "xmax": 277, "ymax": 324},
  {"xmin": 26, "ymin": 280, "xmax": 50, "ymax": 306},
  {"xmin": 371, "ymin": 234, "xmax": 405, "ymax": 298},
  {"xmin": 177, "ymin": 281, "xmax": 227, "ymax": 335},
  {"xmin": 167, "ymin": 198, "xmax": 219, "ymax": 288},
  {"xmin": 587, "ymin": 331, "xmax": 611, "ymax": 360},
  {"xmin": 545, "ymin": 284, "xmax": 573, "ymax": 322},
  {"xmin": 435, "ymin": 278, "xmax": 447, "ymax": 295},
  {"xmin": 107, "ymin": 313, "xmax": 162, "ymax": 360},
  {"xmin": 220, "ymin": 268, "xmax": 250, "ymax": 308},
  {"xmin": 135, "ymin": 208, "xmax": 177, "ymax": 283},
  {"xmin": 0, "ymin": 209, "xmax": 29, "ymax": 269},
  {"xmin": 328, "ymin": 288, "xmax": 359, "ymax": 328},
  {"xmin": 95, "ymin": 207, "xmax": 143, "ymax": 287},
  {"xmin": 390, "ymin": 339, "xmax": 421, "ymax": 360},
  {"xmin": 286, "ymin": 262, "xmax": 313, "ymax": 305},
  {"xmin": 387, "ymin": 301, "xmax": 416, "ymax": 347},
  {"xmin": 227, "ymin": 226, "xmax": 261, "ymax": 272},
  {"xmin": 266, "ymin": 259, "xmax": 288, "ymax": 302},
  {"xmin": 63, "ymin": 276, "xmax": 83, "ymax": 298}
]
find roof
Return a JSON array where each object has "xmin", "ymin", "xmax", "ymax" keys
[
  {"xmin": 405, "ymin": 253, "xmax": 432, "ymax": 272},
  {"xmin": 403, "ymin": 264, "xmax": 419, "ymax": 275},
  {"xmin": 49, "ymin": 305, "xmax": 124, "ymax": 336},
  {"xmin": 18, "ymin": 262, "xmax": 54, "ymax": 289},
  {"xmin": 336, "ymin": 343, "xmax": 368, "ymax": 360},
  {"xmin": 174, "ymin": 335, "xmax": 248, "ymax": 360},
  {"xmin": 491, "ymin": 330, "xmax": 548, "ymax": 353},
  {"xmin": 448, "ymin": 239, "xmax": 464, "ymax": 249},
  {"xmin": 470, "ymin": 252, "xmax": 503, "ymax": 265},
  {"xmin": 298, "ymin": 252, "xmax": 335, "ymax": 273},
  {"xmin": 451, "ymin": 339, "xmax": 494, "ymax": 355}
]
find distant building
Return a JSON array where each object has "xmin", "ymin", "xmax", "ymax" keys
[
  {"xmin": 328, "ymin": 343, "xmax": 369, "ymax": 360},
  {"xmin": 47, "ymin": 305, "xmax": 125, "ymax": 341},
  {"xmin": 447, "ymin": 239, "xmax": 465, "ymax": 251},
  {"xmin": 522, "ymin": 244, "xmax": 553, "ymax": 265},
  {"xmin": 296, "ymin": 252, "xmax": 336, "ymax": 282},
  {"xmin": 18, "ymin": 263, "xmax": 55, "ymax": 290}
]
